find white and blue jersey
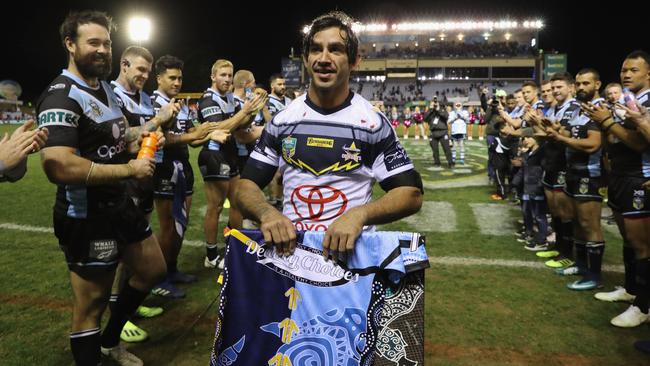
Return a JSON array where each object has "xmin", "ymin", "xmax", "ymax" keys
[
  {"xmin": 242, "ymin": 92, "xmax": 421, "ymax": 231},
  {"xmin": 198, "ymin": 88, "xmax": 240, "ymax": 154},
  {"xmin": 541, "ymin": 98, "xmax": 580, "ymax": 173},
  {"xmin": 211, "ymin": 229, "xmax": 429, "ymax": 366}
]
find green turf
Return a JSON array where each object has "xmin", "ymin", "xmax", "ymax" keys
[{"xmin": 1, "ymin": 124, "xmax": 649, "ymax": 365}]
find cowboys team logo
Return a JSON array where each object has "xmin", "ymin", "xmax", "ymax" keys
[
  {"xmin": 341, "ymin": 142, "xmax": 361, "ymax": 163},
  {"xmin": 579, "ymin": 178, "xmax": 589, "ymax": 194},
  {"xmin": 89, "ymin": 100, "xmax": 103, "ymax": 118},
  {"xmin": 633, "ymin": 190, "xmax": 645, "ymax": 210},
  {"xmin": 557, "ymin": 171, "xmax": 566, "ymax": 186},
  {"xmin": 282, "ymin": 136, "xmax": 297, "ymax": 159}
]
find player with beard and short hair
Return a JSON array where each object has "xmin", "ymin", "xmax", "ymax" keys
[
  {"xmin": 37, "ymin": 10, "xmax": 167, "ymax": 365},
  {"xmin": 545, "ymin": 68, "xmax": 605, "ymax": 290}
]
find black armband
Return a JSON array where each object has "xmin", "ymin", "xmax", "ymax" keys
[{"xmin": 379, "ymin": 169, "xmax": 424, "ymax": 194}]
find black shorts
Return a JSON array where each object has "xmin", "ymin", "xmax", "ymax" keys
[
  {"xmin": 198, "ymin": 149, "xmax": 239, "ymax": 181},
  {"xmin": 237, "ymin": 155, "xmax": 250, "ymax": 174},
  {"xmin": 124, "ymin": 178, "xmax": 154, "ymax": 214},
  {"xmin": 563, "ymin": 176, "xmax": 603, "ymax": 202},
  {"xmin": 542, "ymin": 170, "xmax": 567, "ymax": 191},
  {"xmin": 153, "ymin": 159, "xmax": 194, "ymax": 199},
  {"xmin": 53, "ymin": 199, "xmax": 152, "ymax": 275},
  {"xmin": 608, "ymin": 175, "xmax": 650, "ymax": 218}
]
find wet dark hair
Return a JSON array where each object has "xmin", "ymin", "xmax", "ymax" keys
[
  {"xmin": 269, "ymin": 73, "xmax": 284, "ymax": 86},
  {"xmin": 625, "ymin": 50, "xmax": 650, "ymax": 69},
  {"xmin": 155, "ymin": 55, "xmax": 184, "ymax": 76},
  {"xmin": 302, "ymin": 11, "xmax": 359, "ymax": 64},
  {"xmin": 550, "ymin": 71, "xmax": 574, "ymax": 84},
  {"xmin": 59, "ymin": 10, "xmax": 114, "ymax": 49},
  {"xmin": 577, "ymin": 68, "xmax": 601, "ymax": 81}
]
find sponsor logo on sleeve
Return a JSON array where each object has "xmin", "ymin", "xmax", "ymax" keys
[{"xmin": 38, "ymin": 109, "xmax": 80, "ymax": 127}]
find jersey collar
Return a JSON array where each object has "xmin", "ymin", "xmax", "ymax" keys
[{"xmin": 305, "ymin": 90, "xmax": 353, "ymax": 115}]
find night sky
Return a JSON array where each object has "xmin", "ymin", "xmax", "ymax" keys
[{"xmin": 4, "ymin": 0, "xmax": 646, "ymax": 102}]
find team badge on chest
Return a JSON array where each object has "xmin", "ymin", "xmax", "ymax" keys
[
  {"xmin": 633, "ymin": 190, "xmax": 645, "ymax": 210},
  {"xmin": 282, "ymin": 136, "xmax": 297, "ymax": 159}
]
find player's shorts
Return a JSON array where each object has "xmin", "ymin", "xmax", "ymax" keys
[
  {"xmin": 542, "ymin": 170, "xmax": 567, "ymax": 191},
  {"xmin": 237, "ymin": 155, "xmax": 250, "ymax": 174},
  {"xmin": 123, "ymin": 178, "xmax": 154, "ymax": 214},
  {"xmin": 608, "ymin": 174, "xmax": 650, "ymax": 218},
  {"xmin": 53, "ymin": 197, "xmax": 152, "ymax": 275},
  {"xmin": 198, "ymin": 149, "xmax": 239, "ymax": 181},
  {"xmin": 153, "ymin": 159, "xmax": 194, "ymax": 199},
  {"xmin": 563, "ymin": 175, "xmax": 603, "ymax": 202}
]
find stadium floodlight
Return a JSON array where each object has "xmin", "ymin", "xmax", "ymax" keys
[
  {"xmin": 505, "ymin": 32, "xmax": 512, "ymax": 41},
  {"xmin": 128, "ymin": 17, "xmax": 152, "ymax": 42}
]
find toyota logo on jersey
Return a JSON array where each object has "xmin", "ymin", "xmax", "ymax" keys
[{"xmin": 290, "ymin": 185, "xmax": 348, "ymax": 223}]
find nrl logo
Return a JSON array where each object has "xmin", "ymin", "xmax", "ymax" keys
[
  {"xmin": 89, "ymin": 100, "xmax": 103, "ymax": 117},
  {"xmin": 282, "ymin": 136, "xmax": 297, "ymax": 159},
  {"xmin": 341, "ymin": 141, "xmax": 361, "ymax": 162}
]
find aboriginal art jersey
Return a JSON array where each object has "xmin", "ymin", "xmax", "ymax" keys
[
  {"xmin": 197, "ymin": 88, "xmax": 240, "ymax": 157},
  {"xmin": 565, "ymin": 98, "xmax": 605, "ymax": 178},
  {"xmin": 541, "ymin": 98, "xmax": 581, "ymax": 173},
  {"xmin": 609, "ymin": 89, "xmax": 650, "ymax": 178},
  {"xmin": 151, "ymin": 91, "xmax": 193, "ymax": 162},
  {"xmin": 268, "ymin": 94, "xmax": 292, "ymax": 117},
  {"xmin": 36, "ymin": 70, "xmax": 129, "ymax": 218},
  {"xmin": 243, "ymin": 92, "xmax": 421, "ymax": 231},
  {"xmin": 210, "ymin": 229, "xmax": 430, "ymax": 366},
  {"xmin": 110, "ymin": 81, "xmax": 154, "ymax": 127}
]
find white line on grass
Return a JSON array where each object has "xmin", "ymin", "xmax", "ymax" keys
[
  {"xmin": 470, "ymin": 203, "xmax": 517, "ymax": 236},
  {"xmin": 403, "ymin": 202, "xmax": 456, "ymax": 233},
  {"xmin": 1, "ymin": 221, "xmax": 625, "ymax": 273}
]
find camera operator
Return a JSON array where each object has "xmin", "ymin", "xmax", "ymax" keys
[
  {"xmin": 484, "ymin": 89, "xmax": 508, "ymax": 183},
  {"xmin": 425, "ymin": 97, "xmax": 453, "ymax": 167}
]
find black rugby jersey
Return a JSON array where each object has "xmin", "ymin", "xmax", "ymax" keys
[
  {"xmin": 541, "ymin": 98, "xmax": 581, "ymax": 172},
  {"xmin": 197, "ymin": 88, "xmax": 240, "ymax": 158},
  {"xmin": 37, "ymin": 70, "xmax": 129, "ymax": 218},
  {"xmin": 110, "ymin": 81, "xmax": 154, "ymax": 128},
  {"xmin": 608, "ymin": 89, "xmax": 650, "ymax": 178},
  {"xmin": 152, "ymin": 90, "xmax": 193, "ymax": 162},
  {"xmin": 565, "ymin": 98, "xmax": 604, "ymax": 178}
]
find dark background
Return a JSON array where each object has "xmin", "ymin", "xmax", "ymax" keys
[{"xmin": 4, "ymin": 0, "xmax": 644, "ymax": 102}]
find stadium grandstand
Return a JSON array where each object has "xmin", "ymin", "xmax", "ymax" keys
[{"xmin": 301, "ymin": 17, "xmax": 544, "ymax": 107}]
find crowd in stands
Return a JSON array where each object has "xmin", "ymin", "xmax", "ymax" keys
[{"xmin": 364, "ymin": 41, "xmax": 532, "ymax": 59}]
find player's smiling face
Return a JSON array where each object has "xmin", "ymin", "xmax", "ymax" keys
[
  {"xmin": 305, "ymin": 26, "xmax": 358, "ymax": 93},
  {"xmin": 157, "ymin": 68, "xmax": 182, "ymax": 97},
  {"xmin": 125, "ymin": 56, "xmax": 151, "ymax": 91},
  {"xmin": 67, "ymin": 23, "xmax": 112, "ymax": 80},
  {"xmin": 212, "ymin": 66, "xmax": 233, "ymax": 95},
  {"xmin": 551, "ymin": 80, "xmax": 571, "ymax": 104}
]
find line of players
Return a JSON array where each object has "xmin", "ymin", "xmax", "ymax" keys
[
  {"xmin": 486, "ymin": 51, "xmax": 650, "ymax": 338},
  {"xmin": 108, "ymin": 47, "xmax": 296, "ymax": 346}
]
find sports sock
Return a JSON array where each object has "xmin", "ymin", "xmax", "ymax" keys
[
  {"xmin": 206, "ymin": 242, "xmax": 218, "ymax": 261},
  {"xmin": 633, "ymin": 258, "xmax": 650, "ymax": 313},
  {"xmin": 585, "ymin": 241, "xmax": 605, "ymax": 282},
  {"xmin": 70, "ymin": 327, "xmax": 101, "ymax": 365},
  {"xmin": 101, "ymin": 283, "xmax": 148, "ymax": 349}
]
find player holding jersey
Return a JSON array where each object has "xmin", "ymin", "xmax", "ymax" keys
[{"xmin": 235, "ymin": 11, "xmax": 423, "ymax": 260}]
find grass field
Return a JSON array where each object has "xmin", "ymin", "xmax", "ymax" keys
[{"xmin": 1, "ymin": 124, "xmax": 649, "ymax": 365}]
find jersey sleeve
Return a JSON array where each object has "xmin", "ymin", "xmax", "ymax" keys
[
  {"xmin": 197, "ymin": 94, "xmax": 223, "ymax": 123},
  {"xmin": 37, "ymin": 87, "xmax": 82, "ymax": 149},
  {"xmin": 240, "ymin": 120, "xmax": 281, "ymax": 187},
  {"xmin": 370, "ymin": 116, "xmax": 423, "ymax": 192}
]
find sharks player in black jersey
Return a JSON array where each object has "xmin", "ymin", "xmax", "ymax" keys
[
  {"xmin": 111, "ymin": 45, "xmax": 181, "ymax": 344},
  {"xmin": 151, "ymin": 55, "xmax": 227, "ymax": 297},
  {"xmin": 197, "ymin": 59, "xmax": 267, "ymax": 269},
  {"xmin": 583, "ymin": 51, "xmax": 650, "ymax": 330},
  {"xmin": 37, "ymin": 10, "xmax": 167, "ymax": 365},
  {"xmin": 546, "ymin": 68, "xmax": 605, "ymax": 290},
  {"xmin": 539, "ymin": 72, "xmax": 582, "ymax": 271}
]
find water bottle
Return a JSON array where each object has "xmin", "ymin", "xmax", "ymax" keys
[
  {"xmin": 623, "ymin": 88, "xmax": 639, "ymax": 112},
  {"xmin": 137, "ymin": 134, "xmax": 158, "ymax": 159}
]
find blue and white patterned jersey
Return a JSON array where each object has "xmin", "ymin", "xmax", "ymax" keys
[
  {"xmin": 210, "ymin": 229, "xmax": 429, "ymax": 366},
  {"xmin": 243, "ymin": 92, "xmax": 420, "ymax": 232}
]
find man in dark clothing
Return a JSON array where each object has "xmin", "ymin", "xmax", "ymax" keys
[
  {"xmin": 424, "ymin": 98, "xmax": 453, "ymax": 167},
  {"xmin": 489, "ymin": 122, "xmax": 518, "ymax": 199}
]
